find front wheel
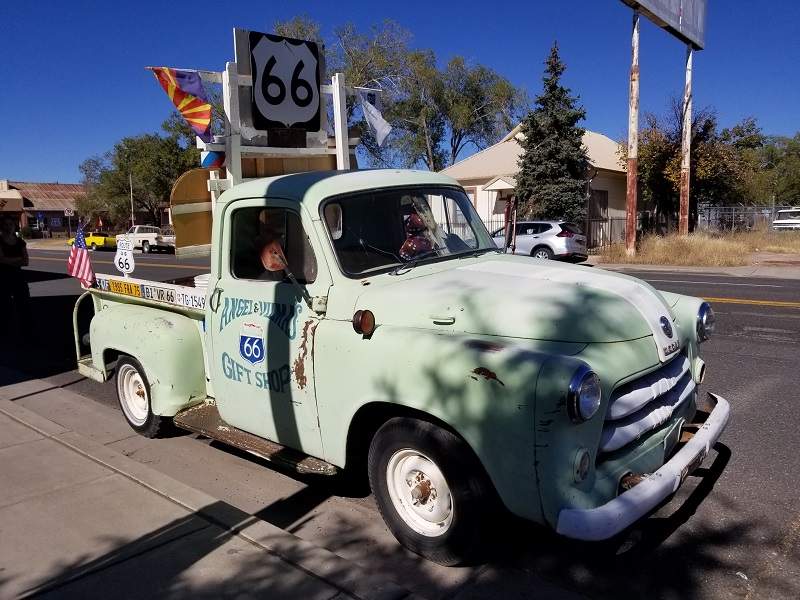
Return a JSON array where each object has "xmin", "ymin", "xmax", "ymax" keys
[
  {"xmin": 90, "ymin": 242, "xmax": 97, "ymax": 250},
  {"xmin": 115, "ymin": 356, "xmax": 168, "ymax": 438},
  {"xmin": 368, "ymin": 417, "xmax": 496, "ymax": 566},
  {"xmin": 532, "ymin": 246, "xmax": 554, "ymax": 260}
]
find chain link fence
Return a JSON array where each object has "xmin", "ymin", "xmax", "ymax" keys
[{"xmin": 480, "ymin": 205, "xmax": 793, "ymax": 252}]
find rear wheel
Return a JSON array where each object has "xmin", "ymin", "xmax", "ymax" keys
[
  {"xmin": 115, "ymin": 356, "xmax": 168, "ymax": 438},
  {"xmin": 142, "ymin": 241, "xmax": 150, "ymax": 254},
  {"xmin": 90, "ymin": 242, "xmax": 97, "ymax": 250},
  {"xmin": 368, "ymin": 417, "xmax": 496, "ymax": 566},
  {"xmin": 532, "ymin": 245, "xmax": 554, "ymax": 260}
]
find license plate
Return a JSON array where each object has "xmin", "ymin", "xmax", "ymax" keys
[
  {"xmin": 680, "ymin": 448, "xmax": 707, "ymax": 484},
  {"xmin": 108, "ymin": 279, "xmax": 142, "ymax": 297}
]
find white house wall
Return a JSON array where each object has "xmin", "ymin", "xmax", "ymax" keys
[{"xmin": 592, "ymin": 171, "xmax": 627, "ymax": 218}]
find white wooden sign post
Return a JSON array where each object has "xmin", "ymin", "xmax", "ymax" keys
[{"xmin": 185, "ymin": 29, "xmax": 382, "ymax": 203}]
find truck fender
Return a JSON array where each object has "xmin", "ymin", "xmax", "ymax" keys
[{"xmin": 90, "ymin": 303, "xmax": 207, "ymax": 416}]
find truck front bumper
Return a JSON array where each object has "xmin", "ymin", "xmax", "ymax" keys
[{"xmin": 556, "ymin": 392, "xmax": 730, "ymax": 541}]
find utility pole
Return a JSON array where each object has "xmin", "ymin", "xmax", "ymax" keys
[
  {"xmin": 625, "ymin": 11, "xmax": 640, "ymax": 256},
  {"xmin": 129, "ymin": 172, "xmax": 135, "ymax": 228},
  {"xmin": 679, "ymin": 45, "xmax": 693, "ymax": 235}
]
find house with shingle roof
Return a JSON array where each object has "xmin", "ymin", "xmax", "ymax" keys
[
  {"xmin": 0, "ymin": 179, "xmax": 85, "ymax": 235},
  {"xmin": 440, "ymin": 125, "xmax": 628, "ymax": 248}
]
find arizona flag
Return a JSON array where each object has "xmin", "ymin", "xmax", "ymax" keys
[
  {"xmin": 68, "ymin": 224, "xmax": 95, "ymax": 289},
  {"xmin": 147, "ymin": 67, "xmax": 213, "ymax": 142}
]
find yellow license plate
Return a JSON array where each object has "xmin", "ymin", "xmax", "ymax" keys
[{"xmin": 108, "ymin": 280, "xmax": 142, "ymax": 297}]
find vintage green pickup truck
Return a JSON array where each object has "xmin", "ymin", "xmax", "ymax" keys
[{"xmin": 73, "ymin": 169, "xmax": 730, "ymax": 565}]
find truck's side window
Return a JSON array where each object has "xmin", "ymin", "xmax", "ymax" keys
[{"xmin": 230, "ymin": 207, "xmax": 318, "ymax": 283}]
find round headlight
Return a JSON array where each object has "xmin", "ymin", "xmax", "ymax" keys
[
  {"xmin": 568, "ymin": 367, "xmax": 602, "ymax": 422},
  {"xmin": 697, "ymin": 302, "xmax": 716, "ymax": 342}
]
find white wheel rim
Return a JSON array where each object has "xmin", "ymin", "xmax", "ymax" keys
[
  {"xmin": 386, "ymin": 449, "xmax": 453, "ymax": 537},
  {"xmin": 117, "ymin": 363, "xmax": 149, "ymax": 426},
  {"xmin": 534, "ymin": 250, "xmax": 550, "ymax": 259}
]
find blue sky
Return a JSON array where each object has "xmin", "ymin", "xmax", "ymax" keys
[{"xmin": 1, "ymin": 0, "xmax": 798, "ymax": 183}]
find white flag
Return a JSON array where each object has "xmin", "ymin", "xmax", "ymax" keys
[{"xmin": 358, "ymin": 91, "xmax": 392, "ymax": 147}]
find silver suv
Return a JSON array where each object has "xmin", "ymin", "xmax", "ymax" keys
[{"xmin": 491, "ymin": 221, "xmax": 588, "ymax": 262}]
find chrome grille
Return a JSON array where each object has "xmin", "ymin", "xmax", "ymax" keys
[{"xmin": 600, "ymin": 352, "xmax": 694, "ymax": 454}]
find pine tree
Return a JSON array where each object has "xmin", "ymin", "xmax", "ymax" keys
[{"xmin": 515, "ymin": 43, "xmax": 589, "ymax": 221}]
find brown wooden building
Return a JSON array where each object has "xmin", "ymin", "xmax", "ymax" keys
[{"xmin": 0, "ymin": 179, "xmax": 85, "ymax": 235}]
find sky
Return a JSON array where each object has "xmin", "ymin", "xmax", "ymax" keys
[{"xmin": 1, "ymin": 0, "xmax": 798, "ymax": 183}]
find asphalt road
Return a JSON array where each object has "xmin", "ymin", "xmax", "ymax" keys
[{"xmin": 6, "ymin": 249, "xmax": 800, "ymax": 599}]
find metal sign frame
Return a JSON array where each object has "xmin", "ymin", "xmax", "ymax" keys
[{"xmin": 621, "ymin": 0, "xmax": 707, "ymax": 50}]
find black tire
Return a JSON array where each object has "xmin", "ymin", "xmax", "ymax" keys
[
  {"xmin": 115, "ymin": 356, "xmax": 168, "ymax": 438},
  {"xmin": 531, "ymin": 245, "xmax": 554, "ymax": 260},
  {"xmin": 90, "ymin": 242, "xmax": 97, "ymax": 250},
  {"xmin": 368, "ymin": 417, "xmax": 495, "ymax": 566},
  {"xmin": 142, "ymin": 241, "xmax": 150, "ymax": 254}
]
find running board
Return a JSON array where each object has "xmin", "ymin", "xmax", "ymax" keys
[{"xmin": 173, "ymin": 399, "xmax": 338, "ymax": 476}]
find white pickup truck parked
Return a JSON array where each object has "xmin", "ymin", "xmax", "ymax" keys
[{"xmin": 116, "ymin": 225, "xmax": 176, "ymax": 253}]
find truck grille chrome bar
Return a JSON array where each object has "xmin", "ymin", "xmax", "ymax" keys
[{"xmin": 600, "ymin": 352, "xmax": 694, "ymax": 454}]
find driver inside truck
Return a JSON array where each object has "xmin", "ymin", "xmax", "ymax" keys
[{"xmin": 256, "ymin": 208, "xmax": 287, "ymax": 281}]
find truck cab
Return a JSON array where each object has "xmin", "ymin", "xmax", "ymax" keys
[{"xmin": 75, "ymin": 169, "xmax": 729, "ymax": 565}]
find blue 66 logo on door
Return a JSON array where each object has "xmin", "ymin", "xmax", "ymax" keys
[
  {"xmin": 248, "ymin": 31, "xmax": 321, "ymax": 132},
  {"xmin": 239, "ymin": 322, "xmax": 266, "ymax": 365}
]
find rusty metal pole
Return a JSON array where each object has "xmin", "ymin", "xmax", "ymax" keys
[
  {"xmin": 679, "ymin": 45, "xmax": 693, "ymax": 235},
  {"xmin": 625, "ymin": 11, "xmax": 640, "ymax": 256}
]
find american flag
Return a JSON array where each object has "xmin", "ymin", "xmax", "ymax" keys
[{"xmin": 68, "ymin": 224, "xmax": 95, "ymax": 288}]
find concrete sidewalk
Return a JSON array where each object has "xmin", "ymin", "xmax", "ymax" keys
[{"xmin": 0, "ymin": 377, "xmax": 417, "ymax": 600}]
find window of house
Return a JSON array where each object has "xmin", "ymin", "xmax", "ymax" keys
[{"xmin": 230, "ymin": 207, "xmax": 317, "ymax": 283}]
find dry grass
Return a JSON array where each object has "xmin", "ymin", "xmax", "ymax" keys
[
  {"xmin": 599, "ymin": 228, "xmax": 800, "ymax": 266},
  {"xmin": 725, "ymin": 228, "xmax": 800, "ymax": 254},
  {"xmin": 600, "ymin": 234, "xmax": 748, "ymax": 266}
]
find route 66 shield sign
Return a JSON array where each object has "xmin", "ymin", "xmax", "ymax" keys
[
  {"xmin": 114, "ymin": 238, "xmax": 135, "ymax": 275},
  {"xmin": 248, "ymin": 32, "xmax": 321, "ymax": 131},
  {"xmin": 239, "ymin": 322, "xmax": 265, "ymax": 365}
]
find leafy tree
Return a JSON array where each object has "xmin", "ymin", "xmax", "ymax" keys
[
  {"xmin": 442, "ymin": 57, "xmax": 523, "ymax": 165},
  {"xmin": 77, "ymin": 133, "xmax": 197, "ymax": 227},
  {"xmin": 272, "ymin": 17, "xmax": 525, "ymax": 170},
  {"xmin": 623, "ymin": 105, "xmax": 775, "ymax": 230},
  {"xmin": 389, "ymin": 50, "xmax": 447, "ymax": 170},
  {"xmin": 515, "ymin": 43, "xmax": 589, "ymax": 221}
]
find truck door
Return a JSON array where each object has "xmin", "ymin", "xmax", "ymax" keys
[{"xmin": 207, "ymin": 198, "xmax": 331, "ymax": 458}]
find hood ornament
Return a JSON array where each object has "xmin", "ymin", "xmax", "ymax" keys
[{"xmin": 660, "ymin": 316, "xmax": 674, "ymax": 339}]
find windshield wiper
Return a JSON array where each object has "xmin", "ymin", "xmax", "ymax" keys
[{"xmin": 390, "ymin": 249, "xmax": 442, "ymax": 275}]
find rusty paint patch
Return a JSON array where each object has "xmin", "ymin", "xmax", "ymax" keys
[
  {"xmin": 472, "ymin": 367, "xmax": 505, "ymax": 386},
  {"xmin": 292, "ymin": 319, "xmax": 318, "ymax": 390}
]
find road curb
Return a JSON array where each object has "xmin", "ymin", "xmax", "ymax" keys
[{"xmin": 0, "ymin": 395, "xmax": 422, "ymax": 600}]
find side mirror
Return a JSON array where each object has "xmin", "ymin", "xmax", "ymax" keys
[{"xmin": 324, "ymin": 203, "xmax": 343, "ymax": 240}]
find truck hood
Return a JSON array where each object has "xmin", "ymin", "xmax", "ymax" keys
[{"xmin": 355, "ymin": 256, "xmax": 679, "ymax": 361}]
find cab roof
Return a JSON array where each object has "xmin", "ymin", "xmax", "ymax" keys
[{"xmin": 218, "ymin": 169, "xmax": 461, "ymax": 213}]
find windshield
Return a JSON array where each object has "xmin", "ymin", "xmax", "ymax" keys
[{"xmin": 323, "ymin": 186, "xmax": 496, "ymax": 277}]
